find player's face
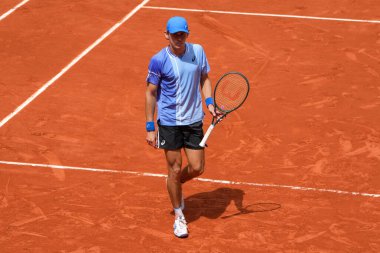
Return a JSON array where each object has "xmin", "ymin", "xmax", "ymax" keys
[{"xmin": 165, "ymin": 31, "xmax": 188, "ymax": 55}]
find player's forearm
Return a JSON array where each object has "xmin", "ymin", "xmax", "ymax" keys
[
  {"xmin": 201, "ymin": 75, "xmax": 212, "ymax": 99},
  {"xmin": 145, "ymin": 88, "xmax": 157, "ymax": 122}
]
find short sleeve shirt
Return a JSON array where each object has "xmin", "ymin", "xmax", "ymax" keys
[{"xmin": 146, "ymin": 43, "xmax": 210, "ymax": 126}]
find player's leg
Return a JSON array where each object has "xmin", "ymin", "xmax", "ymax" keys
[
  {"xmin": 181, "ymin": 121, "xmax": 205, "ymax": 183},
  {"xmin": 159, "ymin": 123, "xmax": 189, "ymax": 238},
  {"xmin": 158, "ymin": 123, "xmax": 184, "ymax": 210},
  {"xmin": 164, "ymin": 149, "xmax": 183, "ymax": 210},
  {"xmin": 165, "ymin": 149, "xmax": 188, "ymax": 238},
  {"xmin": 181, "ymin": 148, "xmax": 205, "ymax": 183}
]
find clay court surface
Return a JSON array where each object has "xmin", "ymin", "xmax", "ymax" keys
[{"xmin": 1, "ymin": 0, "xmax": 380, "ymax": 252}]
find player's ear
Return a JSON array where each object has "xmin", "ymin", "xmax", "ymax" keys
[{"xmin": 164, "ymin": 31, "xmax": 169, "ymax": 40}]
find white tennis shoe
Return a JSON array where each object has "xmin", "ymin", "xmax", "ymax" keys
[{"xmin": 173, "ymin": 216, "xmax": 188, "ymax": 238}]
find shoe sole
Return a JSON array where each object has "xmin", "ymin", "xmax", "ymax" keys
[{"xmin": 175, "ymin": 233, "xmax": 188, "ymax": 238}]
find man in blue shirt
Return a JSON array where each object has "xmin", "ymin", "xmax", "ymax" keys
[{"xmin": 145, "ymin": 16, "xmax": 216, "ymax": 238}]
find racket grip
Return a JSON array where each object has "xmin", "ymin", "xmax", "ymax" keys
[{"xmin": 199, "ymin": 124, "xmax": 214, "ymax": 147}]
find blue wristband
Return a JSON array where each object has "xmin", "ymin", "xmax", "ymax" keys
[
  {"xmin": 146, "ymin": 121, "xmax": 155, "ymax": 132},
  {"xmin": 205, "ymin": 97, "xmax": 214, "ymax": 107}
]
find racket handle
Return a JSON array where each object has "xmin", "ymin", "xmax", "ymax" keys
[{"xmin": 199, "ymin": 124, "xmax": 214, "ymax": 147}]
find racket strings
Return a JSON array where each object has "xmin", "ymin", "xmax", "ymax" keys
[{"xmin": 214, "ymin": 74, "xmax": 249, "ymax": 112}]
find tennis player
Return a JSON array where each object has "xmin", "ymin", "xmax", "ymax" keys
[{"xmin": 145, "ymin": 16, "xmax": 216, "ymax": 238}]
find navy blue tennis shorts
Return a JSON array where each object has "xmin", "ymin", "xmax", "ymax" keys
[{"xmin": 157, "ymin": 120, "xmax": 204, "ymax": 150}]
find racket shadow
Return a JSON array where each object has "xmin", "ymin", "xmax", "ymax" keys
[
  {"xmin": 220, "ymin": 202, "xmax": 282, "ymax": 219},
  {"xmin": 180, "ymin": 187, "xmax": 281, "ymax": 223}
]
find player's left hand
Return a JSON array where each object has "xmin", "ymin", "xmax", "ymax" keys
[{"xmin": 207, "ymin": 104, "xmax": 223, "ymax": 120}]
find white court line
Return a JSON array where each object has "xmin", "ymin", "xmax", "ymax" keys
[
  {"xmin": 0, "ymin": 160, "xmax": 379, "ymax": 199},
  {"xmin": 0, "ymin": 0, "xmax": 151, "ymax": 128},
  {"xmin": 0, "ymin": 0, "xmax": 30, "ymax": 21},
  {"xmin": 143, "ymin": 6, "xmax": 380, "ymax": 24}
]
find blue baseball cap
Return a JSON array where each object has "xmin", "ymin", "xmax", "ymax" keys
[{"xmin": 166, "ymin": 16, "xmax": 189, "ymax": 34}]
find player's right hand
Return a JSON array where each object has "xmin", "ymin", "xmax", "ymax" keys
[{"xmin": 146, "ymin": 131, "xmax": 157, "ymax": 148}]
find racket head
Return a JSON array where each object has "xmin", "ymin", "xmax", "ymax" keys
[{"xmin": 213, "ymin": 72, "xmax": 250, "ymax": 113}]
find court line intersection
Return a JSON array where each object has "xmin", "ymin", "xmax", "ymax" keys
[{"xmin": 0, "ymin": 0, "xmax": 151, "ymax": 128}]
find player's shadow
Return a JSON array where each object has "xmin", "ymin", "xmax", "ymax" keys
[{"xmin": 180, "ymin": 187, "xmax": 281, "ymax": 223}]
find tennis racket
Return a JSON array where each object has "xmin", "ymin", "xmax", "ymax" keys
[{"xmin": 199, "ymin": 72, "xmax": 250, "ymax": 147}]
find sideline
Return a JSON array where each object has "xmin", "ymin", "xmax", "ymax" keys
[{"xmin": 0, "ymin": 0, "xmax": 30, "ymax": 21}]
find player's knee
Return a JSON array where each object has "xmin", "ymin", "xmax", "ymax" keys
[
  {"xmin": 193, "ymin": 163, "xmax": 205, "ymax": 176},
  {"xmin": 168, "ymin": 165, "xmax": 181, "ymax": 178}
]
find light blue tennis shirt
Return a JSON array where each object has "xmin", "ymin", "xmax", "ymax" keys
[{"xmin": 146, "ymin": 43, "xmax": 210, "ymax": 126}]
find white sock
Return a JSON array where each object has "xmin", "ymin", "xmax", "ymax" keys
[{"xmin": 174, "ymin": 207, "xmax": 184, "ymax": 218}]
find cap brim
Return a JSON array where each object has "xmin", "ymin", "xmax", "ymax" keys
[{"xmin": 168, "ymin": 28, "xmax": 189, "ymax": 34}]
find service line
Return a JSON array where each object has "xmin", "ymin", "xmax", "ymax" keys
[
  {"xmin": 0, "ymin": 0, "xmax": 151, "ymax": 128},
  {"xmin": 0, "ymin": 0, "xmax": 30, "ymax": 21},
  {"xmin": 143, "ymin": 6, "xmax": 380, "ymax": 24},
  {"xmin": 0, "ymin": 160, "xmax": 379, "ymax": 198}
]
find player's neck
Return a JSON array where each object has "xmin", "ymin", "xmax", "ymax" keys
[{"xmin": 168, "ymin": 44, "xmax": 186, "ymax": 57}]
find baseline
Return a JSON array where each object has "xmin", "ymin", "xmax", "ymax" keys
[{"xmin": 0, "ymin": 160, "xmax": 379, "ymax": 198}]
